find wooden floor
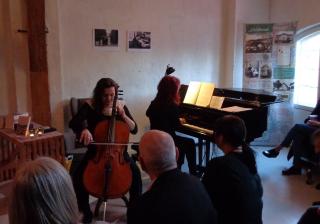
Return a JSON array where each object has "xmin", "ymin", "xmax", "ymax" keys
[
  {"xmin": 256, "ymin": 147, "xmax": 320, "ymax": 224},
  {"xmin": 1, "ymin": 147, "xmax": 319, "ymax": 224}
]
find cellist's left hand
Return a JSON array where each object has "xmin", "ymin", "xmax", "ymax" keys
[
  {"xmin": 117, "ymin": 104, "xmax": 126, "ymax": 119},
  {"xmin": 117, "ymin": 102, "xmax": 136, "ymax": 131}
]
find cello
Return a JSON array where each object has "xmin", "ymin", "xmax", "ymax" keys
[{"xmin": 83, "ymin": 87, "xmax": 132, "ymax": 219}]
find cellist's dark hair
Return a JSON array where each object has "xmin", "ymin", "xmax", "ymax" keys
[
  {"xmin": 92, "ymin": 78, "xmax": 119, "ymax": 112},
  {"xmin": 214, "ymin": 115, "xmax": 258, "ymax": 174}
]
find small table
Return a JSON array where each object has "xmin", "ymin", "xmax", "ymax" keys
[{"xmin": 0, "ymin": 128, "xmax": 65, "ymax": 182}]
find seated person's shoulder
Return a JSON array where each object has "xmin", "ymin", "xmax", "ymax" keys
[
  {"xmin": 178, "ymin": 170, "xmax": 201, "ymax": 182},
  {"xmin": 84, "ymin": 99, "xmax": 93, "ymax": 107},
  {"xmin": 205, "ymin": 155, "xmax": 246, "ymax": 176},
  {"xmin": 207, "ymin": 156, "xmax": 229, "ymax": 168},
  {"xmin": 164, "ymin": 169, "xmax": 197, "ymax": 182},
  {"xmin": 159, "ymin": 170, "xmax": 203, "ymax": 191}
]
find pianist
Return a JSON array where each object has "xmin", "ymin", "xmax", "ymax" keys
[
  {"xmin": 146, "ymin": 75, "xmax": 197, "ymax": 176},
  {"xmin": 263, "ymin": 99, "xmax": 320, "ymax": 175}
]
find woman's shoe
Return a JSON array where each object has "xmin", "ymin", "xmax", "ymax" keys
[
  {"xmin": 262, "ymin": 148, "xmax": 280, "ymax": 158},
  {"xmin": 282, "ymin": 166, "xmax": 301, "ymax": 175}
]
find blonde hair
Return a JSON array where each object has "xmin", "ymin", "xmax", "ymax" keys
[{"xmin": 9, "ymin": 157, "xmax": 79, "ymax": 224}]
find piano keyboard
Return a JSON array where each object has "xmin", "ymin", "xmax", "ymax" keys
[{"xmin": 181, "ymin": 123, "xmax": 214, "ymax": 135}]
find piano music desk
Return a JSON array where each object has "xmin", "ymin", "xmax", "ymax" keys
[{"xmin": 0, "ymin": 128, "xmax": 65, "ymax": 182}]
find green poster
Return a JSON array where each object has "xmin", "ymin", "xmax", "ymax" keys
[
  {"xmin": 246, "ymin": 24, "xmax": 273, "ymax": 33},
  {"xmin": 273, "ymin": 67, "xmax": 295, "ymax": 79}
]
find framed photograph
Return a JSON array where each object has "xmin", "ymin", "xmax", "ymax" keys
[
  {"xmin": 274, "ymin": 31, "xmax": 294, "ymax": 44},
  {"xmin": 93, "ymin": 28, "xmax": 119, "ymax": 49},
  {"xmin": 245, "ymin": 34, "xmax": 273, "ymax": 53},
  {"xmin": 127, "ymin": 31, "xmax": 151, "ymax": 52}
]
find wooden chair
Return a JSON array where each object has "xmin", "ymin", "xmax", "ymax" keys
[
  {"xmin": 64, "ymin": 98, "xmax": 91, "ymax": 175},
  {"xmin": 64, "ymin": 98, "xmax": 90, "ymax": 154},
  {"xmin": 70, "ymin": 97, "xmax": 91, "ymax": 118},
  {"xmin": 0, "ymin": 116, "xmax": 5, "ymax": 129}
]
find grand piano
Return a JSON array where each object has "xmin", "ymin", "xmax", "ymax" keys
[{"xmin": 177, "ymin": 84, "xmax": 277, "ymax": 167}]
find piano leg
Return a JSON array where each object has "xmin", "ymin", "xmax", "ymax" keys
[
  {"xmin": 205, "ymin": 141, "xmax": 210, "ymax": 166},
  {"xmin": 198, "ymin": 139, "xmax": 203, "ymax": 167}
]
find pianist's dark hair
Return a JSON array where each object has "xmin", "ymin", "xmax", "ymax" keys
[
  {"xmin": 92, "ymin": 77, "xmax": 119, "ymax": 112},
  {"xmin": 214, "ymin": 115, "xmax": 258, "ymax": 174},
  {"xmin": 154, "ymin": 75, "xmax": 181, "ymax": 105}
]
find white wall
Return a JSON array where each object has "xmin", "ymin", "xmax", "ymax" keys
[
  {"xmin": 46, "ymin": 0, "xmax": 64, "ymax": 131},
  {"xmin": 271, "ymin": 0, "xmax": 320, "ymax": 30},
  {"xmin": 232, "ymin": 0, "xmax": 271, "ymax": 88},
  {"xmin": 51, "ymin": 0, "xmax": 225, "ymax": 140},
  {"xmin": 216, "ymin": 0, "xmax": 271, "ymax": 88},
  {"xmin": 0, "ymin": 1, "xmax": 10, "ymax": 115},
  {"xmin": 0, "ymin": 0, "xmax": 30, "ymax": 116},
  {"xmin": 270, "ymin": 0, "xmax": 320, "ymax": 123},
  {"xmin": 4, "ymin": 0, "xmax": 306, "ymax": 141}
]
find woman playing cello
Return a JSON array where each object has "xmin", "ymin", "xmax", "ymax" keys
[{"xmin": 69, "ymin": 78, "xmax": 142, "ymax": 223}]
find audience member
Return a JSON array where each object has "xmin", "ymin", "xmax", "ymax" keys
[
  {"xmin": 127, "ymin": 130, "xmax": 217, "ymax": 224},
  {"xmin": 9, "ymin": 157, "xmax": 79, "ymax": 224},
  {"xmin": 298, "ymin": 203, "xmax": 320, "ymax": 224},
  {"xmin": 202, "ymin": 115, "xmax": 263, "ymax": 224},
  {"xmin": 312, "ymin": 128, "xmax": 320, "ymax": 154},
  {"xmin": 263, "ymin": 99, "xmax": 320, "ymax": 175},
  {"xmin": 298, "ymin": 130, "xmax": 320, "ymax": 224}
]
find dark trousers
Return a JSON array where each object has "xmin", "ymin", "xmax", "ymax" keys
[
  {"xmin": 298, "ymin": 206, "xmax": 320, "ymax": 224},
  {"xmin": 281, "ymin": 124, "xmax": 317, "ymax": 166},
  {"xmin": 174, "ymin": 135, "xmax": 197, "ymax": 175},
  {"xmin": 72, "ymin": 150, "xmax": 142, "ymax": 216}
]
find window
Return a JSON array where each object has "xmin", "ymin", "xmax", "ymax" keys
[{"xmin": 294, "ymin": 27, "xmax": 320, "ymax": 109}]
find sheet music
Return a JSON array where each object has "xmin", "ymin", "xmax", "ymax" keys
[
  {"xmin": 209, "ymin": 96, "xmax": 224, "ymax": 109},
  {"xmin": 221, "ymin": 106, "xmax": 252, "ymax": 113},
  {"xmin": 195, "ymin": 83, "xmax": 215, "ymax": 107},
  {"xmin": 183, "ymin": 81, "xmax": 201, "ymax": 105}
]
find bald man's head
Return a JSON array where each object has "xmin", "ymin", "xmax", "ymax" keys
[{"xmin": 139, "ymin": 130, "xmax": 177, "ymax": 177}]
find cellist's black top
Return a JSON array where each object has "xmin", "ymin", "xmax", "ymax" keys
[
  {"xmin": 69, "ymin": 102, "xmax": 138, "ymax": 136},
  {"xmin": 69, "ymin": 102, "xmax": 138, "ymax": 158}
]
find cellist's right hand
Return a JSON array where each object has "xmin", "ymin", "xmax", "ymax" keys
[{"xmin": 80, "ymin": 128, "xmax": 93, "ymax": 145}]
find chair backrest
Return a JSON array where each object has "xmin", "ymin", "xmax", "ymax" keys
[
  {"xmin": 70, "ymin": 97, "xmax": 91, "ymax": 117},
  {"xmin": 67, "ymin": 98, "xmax": 91, "ymax": 153}
]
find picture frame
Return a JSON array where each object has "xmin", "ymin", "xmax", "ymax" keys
[
  {"xmin": 93, "ymin": 28, "xmax": 119, "ymax": 50},
  {"xmin": 127, "ymin": 31, "xmax": 151, "ymax": 52}
]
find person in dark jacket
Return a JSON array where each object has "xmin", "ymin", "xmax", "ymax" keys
[
  {"xmin": 69, "ymin": 78, "xmax": 142, "ymax": 223},
  {"xmin": 127, "ymin": 130, "xmax": 217, "ymax": 224},
  {"xmin": 298, "ymin": 131, "xmax": 320, "ymax": 224},
  {"xmin": 263, "ymin": 99, "xmax": 320, "ymax": 175},
  {"xmin": 298, "ymin": 204, "xmax": 320, "ymax": 224},
  {"xmin": 146, "ymin": 75, "xmax": 197, "ymax": 175},
  {"xmin": 202, "ymin": 115, "xmax": 263, "ymax": 224}
]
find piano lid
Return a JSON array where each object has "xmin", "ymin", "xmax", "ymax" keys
[
  {"xmin": 179, "ymin": 84, "xmax": 278, "ymax": 107},
  {"xmin": 213, "ymin": 88, "xmax": 277, "ymax": 104}
]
